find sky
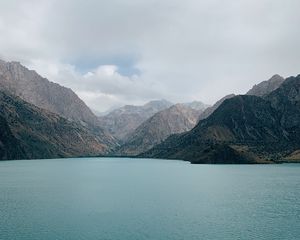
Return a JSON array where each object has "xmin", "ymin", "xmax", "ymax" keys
[{"xmin": 0, "ymin": 0, "xmax": 300, "ymax": 112}]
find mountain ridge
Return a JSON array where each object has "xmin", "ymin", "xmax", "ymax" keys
[
  {"xmin": 141, "ymin": 75, "xmax": 300, "ymax": 163},
  {"xmin": 0, "ymin": 90, "xmax": 114, "ymax": 160},
  {"xmin": 0, "ymin": 60, "xmax": 102, "ymax": 127},
  {"xmin": 247, "ymin": 74, "xmax": 285, "ymax": 97},
  {"xmin": 98, "ymin": 99, "xmax": 173, "ymax": 141},
  {"xmin": 0, "ymin": 59, "xmax": 118, "ymax": 150},
  {"xmin": 115, "ymin": 103, "xmax": 205, "ymax": 155}
]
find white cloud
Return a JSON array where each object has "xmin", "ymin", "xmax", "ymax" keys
[
  {"xmin": 0, "ymin": 0, "xmax": 300, "ymax": 111},
  {"xmin": 26, "ymin": 59, "xmax": 166, "ymax": 111}
]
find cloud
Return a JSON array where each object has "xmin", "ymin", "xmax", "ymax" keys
[
  {"xmin": 0, "ymin": 0, "xmax": 300, "ymax": 111},
  {"xmin": 27, "ymin": 59, "xmax": 166, "ymax": 111}
]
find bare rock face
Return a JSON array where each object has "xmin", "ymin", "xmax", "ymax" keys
[
  {"xmin": 247, "ymin": 74, "xmax": 285, "ymax": 97},
  {"xmin": 116, "ymin": 104, "xmax": 203, "ymax": 156},
  {"xmin": 0, "ymin": 60, "xmax": 99, "ymax": 127},
  {"xmin": 98, "ymin": 100, "xmax": 173, "ymax": 141},
  {"xmin": 0, "ymin": 90, "xmax": 113, "ymax": 160}
]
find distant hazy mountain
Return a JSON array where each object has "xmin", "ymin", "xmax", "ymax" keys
[
  {"xmin": 198, "ymin": 94, "xmax": 235, "ymax": 121},
  {"xmin": 0, "ymin": 90, "xmax": 115, "ymax": 160},
  {"xmin": 142, "ymin": 75, "xmax": 300, "ymax": 163},
  {"xmin": 182, "ymin": 101, "xmax": 210, "ymax": 111},
  {"xmin": 247, "ymin": 74, "xmax": 285, "ymax": 96},
  {"xmin": 0, "ymin": 60, "xmax": 99, "ymax": 127},
  {"xmin": 115, "ymin": 103, "xmax": 204, "ymax": 155},
  {"xmin": 91, "ymin": 108, "xmax": 105, "ymax": 117},
  {"xmin": 98, "ymin": 99, "xmax": 173, "ymax": 141}
]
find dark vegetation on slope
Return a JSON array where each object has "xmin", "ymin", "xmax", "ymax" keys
[{"xmin": 141, "ymin": 75, "xmax": 300, "ymax": 163}]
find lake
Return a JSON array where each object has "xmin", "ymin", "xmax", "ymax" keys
[{"xmin": 0, "ymin": 158, "xmax": 299, "ymax": 240}]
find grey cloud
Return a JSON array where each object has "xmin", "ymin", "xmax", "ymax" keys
[{"xmin": 0, "ymin": 0, "xmax": 300, "ymax": 111}]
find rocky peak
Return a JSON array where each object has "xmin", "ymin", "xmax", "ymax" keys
[{"xmin": 247, "ymin": 74, "xmax": 285, "ymax": 97}]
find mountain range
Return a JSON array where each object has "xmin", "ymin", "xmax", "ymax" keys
[
  {"xmin": 141, "ymin": 75, "xmax": 300, "ymax": 163},
  {"xmin": 98, "ymin": 99, "xmax": 173, "ymax": 141},
  {"xmin": 116, "ymin": 74, "xmax": 286, "ymax": 158},
  {"xmin": 0, "ymin": 58, "xmax": 299, "ymax": 163},
  {"xmin": 0, "ymin": 60, "xmax": 118, "ymax": 151},
  {"xmin": 115, "ymin": 103, "xmax": 206, "ymax": 155}
]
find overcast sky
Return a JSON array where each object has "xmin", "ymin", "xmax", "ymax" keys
[{"xmin": 0, "ymin": 0, "xmax": 300, "ymax": 112}]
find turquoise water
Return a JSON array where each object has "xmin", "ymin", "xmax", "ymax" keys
[{"xmin": 0, "ymin": 158, "xmax": 299, "ymax": 240}]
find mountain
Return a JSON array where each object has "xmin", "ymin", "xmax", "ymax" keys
[
  {"xmin": 182, "ymin": 101, "xmax": 210, "ymax": 111},
  {"xmin": 265, "ymin": 75, "xmax": 300, "ymax": 142},
  {"xmin": 198, "ymin": 94, "xmax": 235, "ymax": 121},
  {"xmin": 142, "ymin": 75, "xmax": 300, "ymax": 163},
  {"xmin": 0, "ymin": 90, "xmax": 115, "ymax": 160},
  {"xmin": 0, "ymin": 59, "xmax": 118, "ymax": 150},
  {"xmin": 0, "ymin": 60, "xmax": 100, "ymax": 127},
  {"xmin": 115, "ymin": 104, "xmax": 203, "ymax": 156},
  {"xmin": 246, "ymin": 74, "xmax": 285, "ymax": 96},
  {"xmin": 197, "ymin": 75, "xmax": 285, "ymax": 122},
  {"xmin": 98, "ymin": 99, "xmax": 173, "ymax": 141}
]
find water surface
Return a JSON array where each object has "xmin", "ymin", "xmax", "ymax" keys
[{"xmin": 0, "ymin": 158, "xmax": 299, "ymax": 240}]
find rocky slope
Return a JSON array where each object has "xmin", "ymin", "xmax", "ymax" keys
[
  {"xmin": 115, "ymin": 104, "xmax": 203, "ymax": 155},
  {"xmin": 0, "ymin": 90, "xmax": 113, "ymax": 160},
  {"xmin": 98, "ymin": 100, "xmax": 173, "ymax": 141},
  {"xmin": 0, "ymin": 60, "xmax": 100, "ymax": 127},
  {"xmin": 142, "ymin": 75, "xmax": 300, "ymax": 163},
  {"xmin": 246, "ymin": 74, "xmax": 285, "ymax": 96},
  {"xmin": 0, "ymin": 59, "xmax": 118, "ymax": 150}
]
